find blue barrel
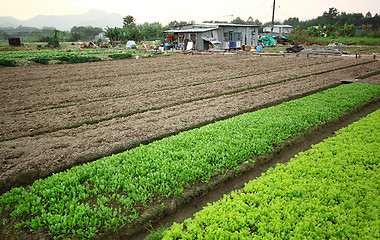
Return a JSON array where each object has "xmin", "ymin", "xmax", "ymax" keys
[{"xmin": 257, "ymin": 46, "xmax": 263, "ymax": 52}]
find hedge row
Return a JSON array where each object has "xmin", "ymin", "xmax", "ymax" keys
[
  {"xmin": 0, "ymin": 83, "xmax": 379, "ymax": 239},
  {"xmin": 162, "ymin": 109, "xmax": 380, "ymax": 239},
  {"xmin": 29, "ymin": 55, "xmax": 102, "ymax": 64}
]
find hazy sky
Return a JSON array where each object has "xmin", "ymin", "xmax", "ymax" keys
[{"xmin": 1, "ymin": 0, "xmax": 379, "ymax": 24}]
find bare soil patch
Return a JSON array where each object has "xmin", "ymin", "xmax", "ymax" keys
[{"xmin": 0, "ymin": 55, "xmax": 379, "ymax": 194}]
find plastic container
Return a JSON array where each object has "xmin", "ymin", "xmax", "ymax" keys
[{"xmin": 257, "ymin": 46, "xmax": 263, "ymax": 52}]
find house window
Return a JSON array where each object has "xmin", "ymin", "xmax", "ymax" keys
[{"xmin": 224, "ymin": 32, "xmax": 242, "ymax": 42}]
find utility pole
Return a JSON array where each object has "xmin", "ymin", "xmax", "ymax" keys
[{"xmin": 271, "ymin": 0, "xmax": 276, "ymax": 37}]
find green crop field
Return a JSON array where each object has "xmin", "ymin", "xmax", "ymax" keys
[
  {"xmin": 0, "ymin": 48, "xmax": 170, "ymax": 67},
  {"xmin": 161, "ymin": 108, "xmax": 380, "ymax": 239},
  {"xmin": 1, "ymin": 83, "xmax": 379, "ymax": 239}
]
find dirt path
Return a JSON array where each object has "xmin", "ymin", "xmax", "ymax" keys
[{"xmin": 0, "ymin": 55, "xmax": 379, "ymax": 194}]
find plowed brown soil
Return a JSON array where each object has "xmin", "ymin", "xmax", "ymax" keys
[{"xmin": 1, "ymin": 54, "xmax": 379, "ymax": 193}]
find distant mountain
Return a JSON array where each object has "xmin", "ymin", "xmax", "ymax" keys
[
  {"xmin": 0, "ymin": 9, "xmax": 123, "ymax": 31},
  {"xmin": 0, "ymin": 16, "xmax": 23, "ymax": 28}
]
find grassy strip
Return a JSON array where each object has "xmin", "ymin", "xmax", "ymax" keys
[
  {"xmin": 160, "ymin": 109, "xmax": 380, "ymax": 240},
  {"xmin": 5, "ymin": 58, "xmax": 340, "ymax": 116},
  {"xmin": 1, "ymin": 60, "xmax": 372, "ymax": 142},
  {"xmin": 312, "ymin": 36, "xmax": 380, "ymax": 45},
  {"xmin": 356, "ymin": 69, "xmax": 380, "ymax": 79},
  {"xmin": 0, "ymin": 84, "xmax": 379, "ymax": 239}
]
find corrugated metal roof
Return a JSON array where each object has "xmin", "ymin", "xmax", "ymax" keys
[
  {"xmin": 164, "ymin": 27, "xmax": 218, "ymax": 33},
  {"xmin": 195, "ymin": 23, "xmax": 259, "ymax": 28}
]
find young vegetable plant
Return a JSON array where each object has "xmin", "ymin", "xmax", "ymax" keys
[{"xmin": 0, "ymin": 83, "xmax": 379, "ymax": 239}]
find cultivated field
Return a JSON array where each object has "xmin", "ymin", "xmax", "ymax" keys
[
  {"xmin": 1, "ymin": 54, "xmax": 380, "ymax": 239},
  {"xmin": 1, "ymin": 54, "xmax": 380, "ymax": 193}
]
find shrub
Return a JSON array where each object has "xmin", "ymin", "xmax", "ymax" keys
[
  {"xmin": 108, "ymin": 53, "xmax": 133, "ymax": 59},
  {"xmin": 0, "ymin": 59, "xmax": 17, "ymax": 67}
]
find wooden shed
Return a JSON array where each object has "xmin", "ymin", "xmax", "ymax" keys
[{"xmin": 8, "ymin": 38, "xmax": 21, "ymax": 47}]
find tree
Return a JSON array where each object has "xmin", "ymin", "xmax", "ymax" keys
[
  {"xmin": 166, "ymin": 21, "xmax": 192, "ymax": 29},
  {"xmin": 230, "ymin": 17, "xmax": 245, "ymax": 24},
  {"xmin": 105, "ymin": 26, "xmax": 123, "ymax": 42},
  {"xmin": 69, "ymin": 32, "xmax": 82, "ymax": 41},
  {"xmin": 322, "ymin": 7, "xmax": 339, "ymax": 25},
  {"xmin": 48, "ymin": 29, "xmax": 62, "ymax": 48},
  {"xmin": 123, "ymin": 15, "xmax": 136, "ymax": 28},
  {"xmin": 246, "ymin": 17, "xmax": 262, "ymax": 25},
  {"xmin": 284, "ymin": 17, "xmax": 300, "ymax": 26},
  {"xmin": 122, "ymin": 15, "xmax": 142, "ymax": 42},
  {"xmin": 365, "ymin": 12, "xmax": 372, "ymax": 18},
  {"xmin": 69, "ymin": 26, "xmax": 103, "ymax": 41},
  {"xmin": 368, "ymin": 13, "xmax": 380, "ymax": 37}
]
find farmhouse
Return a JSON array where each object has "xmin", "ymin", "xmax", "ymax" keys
[
  {"xmin": 262, "ymin": 24, "xmax": 293, "ymax": 36},
  {"xmin": 164, "ymin": 23, "xmax": 259, "ymax": 51}
]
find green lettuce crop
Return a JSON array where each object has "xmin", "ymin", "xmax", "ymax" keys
[
  {"xmin": 1, "ymin": 83, "xmax": 379, "ymax": 239},
  {"xmin": 162, "ymin": 109, "xmax": 380, "ymax": 239}
]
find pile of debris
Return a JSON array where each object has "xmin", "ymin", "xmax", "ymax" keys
[
  {"xmin": 80, "ymin": 41, "xmax": 97, "ymax": 49},
  {"xmin": 327, "ymin": 42, "xmax": 345, "ymax": 47}
]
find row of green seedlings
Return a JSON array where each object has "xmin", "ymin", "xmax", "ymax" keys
[
  {"xmin": 0, "ymin": 83, "xmax": 379, "ymax": 239},
  {"xmin": 29, "ymin": 53, "xmax": 133, "ymax": 65},
  {"xmin": 159, "ymin": 108, "xmax": 380, "ymax": 239},
  {"xmin": 1, "ymin": 48, "xmax": 132, "ymax": 59},
  {"xmin": 0, "ymin": 49, "xmax": 133, "ymax": 66}
]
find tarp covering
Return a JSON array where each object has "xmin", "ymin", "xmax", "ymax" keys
[
  {"xmin": 301, "ymin": 49, "xmax": 342, "ymax": 55},
  {"xmin": 284, "ymin": 45, "xmax": 304, "ymax": 53},
  {"xmin": 201, "ymin": 37, "xmax": 221, "ymax": 45},
  {"xmin": 258, "ymin": 35, "xmax": 275, "ymax": 46},
  {"xmin": 273, "ymin": 35, "xmax": 290, "ymax": 40},
  {"xmin": 202, "ymin": 37, "xmax": 222, "ymax": 50}
]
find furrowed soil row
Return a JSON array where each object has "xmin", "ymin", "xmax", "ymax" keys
[
  {"xmin": 1, "ymin": 59, "xmax": 375, "ymax": 141},
  {"xmin": 0, "ymin": 55, "xmax": 332, "ymax": 88},
  {"xmin": 1, "ymin": 57, "xmax": 378, "ymax": 193},
  {"xmin": 1, "ymin": 56, "xmax": 341, "ymax": 114},
  {"xmin": 4, "ymin": 57, "xmax": 340, "ymax": 116}
]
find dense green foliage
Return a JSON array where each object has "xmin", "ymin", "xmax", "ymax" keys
[
  {"xmin": 298, "ymin": 7, "xmax": 380, "ymax": 30},
  {"xmin": 0, "ymin": 59, "xmax": 17, "ymax": 67},
  {"xmin": 0, "ymin": 48, "xmax": 136, "ymax": 66},
  {"xmin": 162, "ymin": 109, "xmax": 380, "ymax": 239},
  {"xmin": 29, "ymin": 56, "xmax": 51, "ymax": 65},
  {"xmin": 68, "ymin": 26, "xmax": 103, "ymax": 42},
  {"xmin": 0, "ymin": 26, "xmax": 103, "ymax": 42},
  {"xmin": 108, "ymin": 53, "xmax": 133, "ymax": 59},
  {"xmin": 29, "ymin": 54, "xmax": 102, "ymax": 64},
  {"xmin": 0, "ymin": 84, "xmax": 379, "ymax": 239},
  {"xmin": 0, "ymin": 26, "xmax": 56, "ymax": 41},
  {"xmin": 105, "ymin": 16, "xmax": 167, "ymax": 42},
  {"xmin": 289, "ymin": 31, "xmax": 380, "ymax": 45},
  {"xmin": 56, "ymin": 55, "xmax": 102, "ymax": 63},
  {"xmin": 312, "ymin": 36, "xmax": 380, "ymax": 45}
]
